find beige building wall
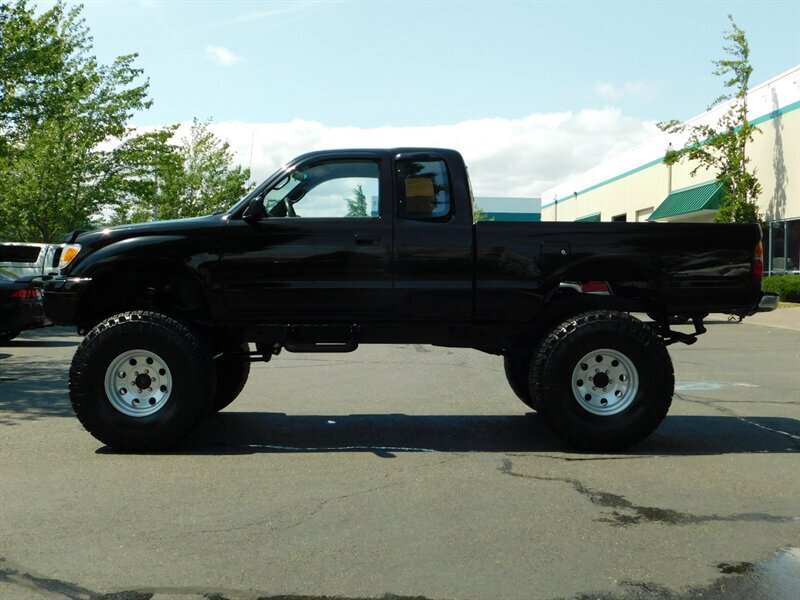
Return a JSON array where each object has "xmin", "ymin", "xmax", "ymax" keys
[
  {"xmin": 753, "ymin": 109, "xmax": 799, "ymax": 222},
  {"xmin": 541, "ymin": 66, "xmax": 800, "ymax": 224}
]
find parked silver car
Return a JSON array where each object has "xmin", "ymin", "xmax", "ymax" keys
[{"xmin": 0, "ymin": 242, "xmax": 66, "ymax": 279}]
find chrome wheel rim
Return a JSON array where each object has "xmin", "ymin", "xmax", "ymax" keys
[
  {"xmin": 104, "ymin": 349, "xmax": 172, "ymax": 417},
  {"xmin": 571, "ymin": 348, "xmax": 639, "ymax": 416}
]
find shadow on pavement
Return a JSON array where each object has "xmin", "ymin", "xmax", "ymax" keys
[
  {"xmin": 94, "ymin": 411, "xmax": 800, "ymax": 457},
  {"xmin": 0, "ymin": 339, "xmax": 79, "ymax": 348},
  {"xmin": 0, "ymin": 326, "xmax": 80, "ymax": 349},
  {"xmin": 0, "ymin": 357, "xmax": 73, "ymax": 422}
]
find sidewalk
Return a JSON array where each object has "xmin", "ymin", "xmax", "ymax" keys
[{"xmin": 737, "ymin": 306, "xmax": 800, "ymax": 331}]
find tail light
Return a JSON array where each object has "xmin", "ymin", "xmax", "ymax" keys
[
  {"xmin": 11, "ymin": 288, "xmax": 41, "ymax": 300},
  {"xmin": 580, "ymin": 281, "xmax": 610, "ymax": 294},
  {"xmin": 754, "ymin": 242, "xmax": 764, "ymax": 281}
]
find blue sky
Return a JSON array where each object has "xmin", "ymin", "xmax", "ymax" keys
[{"xmin": 70, "ymin": 0, "xmax": 800, "ymax": 195}]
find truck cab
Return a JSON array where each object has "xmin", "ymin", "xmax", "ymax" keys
[{"xmin": 223, "ymin": 148, "xmax": 475, "ymax": 327}]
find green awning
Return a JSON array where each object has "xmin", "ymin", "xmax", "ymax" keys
[
  {"xmin": 575, "ymin": 212, "xmax": 601, "ymax": 222},
  {"xmin": 648, "ymin": 181, "xmax": 723, "ymax": 221}
]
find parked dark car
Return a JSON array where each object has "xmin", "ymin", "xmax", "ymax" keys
[{"xmin": 0, "ymin": 273, "xmax": 50, "ymax": 343}]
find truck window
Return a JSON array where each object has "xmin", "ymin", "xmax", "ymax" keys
[
  {"xmin": 264, "ymin": 160, "xmax": 380, "ymax": 218},
  {"xmin": 397, "ymin": 159, "xmax": 451, "ymax": 220}
]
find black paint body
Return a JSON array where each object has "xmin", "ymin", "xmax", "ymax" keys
[{"xmin": 44, "ymin": 148, "xmax": 764, "ymax": 353}]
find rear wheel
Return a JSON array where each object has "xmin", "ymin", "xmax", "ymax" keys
[
  {"xmin": 69, "ymin": 311, "xmax": 216, "ymax": 450},
  {"xmin": 503, "ymin": 353, "xmax": 539, "ymax": 410},
  {"xmin": 531, "ymin": 310, "xmax": 673, "ymax": 451}
]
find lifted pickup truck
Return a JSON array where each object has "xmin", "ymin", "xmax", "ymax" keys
[{"xmin": 44, "ymin": 148, "xmax": 777, "ymax": 451}]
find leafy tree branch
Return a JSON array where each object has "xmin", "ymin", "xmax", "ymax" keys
[{"xmin": 658, "ymin": 15, "xmax": 761, "ymax": 223}]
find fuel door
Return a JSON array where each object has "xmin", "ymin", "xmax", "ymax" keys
[{"xmin": 540, "ymin": 241, "xmax": 571, "ymax": 270}]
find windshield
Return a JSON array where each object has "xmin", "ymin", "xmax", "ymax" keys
[{"xmin": 263, "ymin": 171, "xmax": 307, "ymax": 213}]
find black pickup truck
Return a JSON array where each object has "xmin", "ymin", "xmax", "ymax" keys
[{"xmin": 44, "ymin": 148, "xmax": 777, "ymax": 451}]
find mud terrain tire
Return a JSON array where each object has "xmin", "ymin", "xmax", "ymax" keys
[
  {"xmin": 69, "ymin": 311, "xmax": 216, "ymax": 450},
  {"xmin": 531, "ymin": 310, "xmax": 673, "ymax": 451}
]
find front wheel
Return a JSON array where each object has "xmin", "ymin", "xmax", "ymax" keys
[
  {"xmin": 210, "ymin": 341, "xmax": 250, "ymax": 413},
  {"xmin": 531, "ymin": 310, "xmax": 674, "ymax": 451},
  {"xmin": 0, "ymin": 329, "xmax": 21, "ymax": 344},
  {"xmin": 69, "ymin": 311, "xmax": 216, "ymax": 450}
]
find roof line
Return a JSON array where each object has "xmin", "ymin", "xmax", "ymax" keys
[{"xmin": 542, "ymin": 99, "xmax": 800, "ymax": 210}]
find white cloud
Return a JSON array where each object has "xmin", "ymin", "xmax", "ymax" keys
[
  {"xmin": 204, "ymin": 45, "xmax": 242, "ymax": 67},
  {"xmin": 593, "ymin": 81, "xmax": 655, "ymax": 102},
  {"xmin": 220, "ymin": 2, "xmax": 326, "ymax": 26},
  {"xmin": 184, "ymin": 110, "xmax": 656, "ymax": 197}
]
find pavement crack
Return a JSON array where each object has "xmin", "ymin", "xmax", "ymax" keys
[
  {"xmin": 0, "ymin": 557, "xmax": 437, "ymax": 600},
  {"xmin": 498, "ymin": 458, "xmax": 796, "ymax": 527},
  {"xmin": 166, "ymin": 481, "xmax": 404, "ymax": 540},
  {"xmin": 277, "ymin": 481, "xmax": 403, "ymax": 533},
  {"xmin": 675, "ymin": 393, "xmax": 800, "ymax": 446},
  {"xmin": 0, "ymin": 557, "xmax": 150, "ymax": 599},
  {"xmin": 519, "ymin": 453, "xmax": 656, "ymax": 462}
]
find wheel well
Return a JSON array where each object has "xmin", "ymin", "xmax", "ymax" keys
[
  {"xmin": 76, "ymin": 262, "xmax": 213, "ymax": 332},
  {"xmin": 504, "ymin": 280, "xmax": 661, "ymax": 355}
]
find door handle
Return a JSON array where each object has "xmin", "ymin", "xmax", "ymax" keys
[{"xmin": 354, "ymin": 234, "xmax": 380, "ymax": 245}]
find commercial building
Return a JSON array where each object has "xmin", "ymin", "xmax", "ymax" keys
[
  {"xmin": 541, "ymin": 66, "xmax": 799, "ymax": 274},
  {"xmin": 474, "ymin": 197, "xmax": 541, "ymax": 221}
]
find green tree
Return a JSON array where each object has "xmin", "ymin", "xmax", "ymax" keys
[
  {"xmin": 658, "ymin": 15, "xmax": 761, "ymax": 223},
  {"xmin": 111, "ymin": 119, "xmax": 253, "ymax": 223},
  {"xmin": 172, "ymin": 118, "xmax": 252, "ymax": 219},
  {"xmin": 0, "ymin": 0, "xmax": 152, "ymax": 241},
  {"xmin": 106, "ymin": 126, "xmax": 184, "ymax": 225},
  {"xmin": 473, "ymin": 205, "xmax": 492, "ymax": 221},
  {"xmin": 346, "ymin": 184, "xmax": 368, "ymax": 217}
]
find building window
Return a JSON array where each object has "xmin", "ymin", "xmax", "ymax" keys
[
  {"xmin": 766, "ymin": 219, "xmax": 800, "ymax": 274},
  {"xmin": 612, "ymin": 213, "xmax": 627, "ymax": 222}
]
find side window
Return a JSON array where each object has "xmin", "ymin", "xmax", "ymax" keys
[
  {"xmin": 264, "ymin": 160, "xmax": 379, "ymax": 218},
  {"xmin": 397, "ymin": 159, "xmax": 452, "ymax": 220}
]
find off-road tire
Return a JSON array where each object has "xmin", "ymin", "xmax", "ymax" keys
[
  {"xmin": 531, "ymin": 310, "xmax": 673, "ymax": 451},
  {"xmin": 69, "ymin": 311, "xmax": 216, "ymax": 451},
  {"xmin": 211, "ymin": 342, "xmax": 250, "ymax": 413},
  {"xmin": 504, "ymin": 353, "xmax": 539, "ymax": 410}
]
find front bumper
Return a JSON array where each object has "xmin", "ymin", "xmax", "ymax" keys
[{"xmin": 43, "ymin": 277, "xmax": 92, "ymax": 325}]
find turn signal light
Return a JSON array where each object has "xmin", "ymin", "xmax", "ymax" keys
[{"xmin": 58, "ymin": 244, "xmax": 81, "ymax": 269}]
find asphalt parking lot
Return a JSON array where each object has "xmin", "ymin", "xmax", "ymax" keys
[{"xmin": 1, "ymin": 312, "xmax": 798, "ymax": 600}]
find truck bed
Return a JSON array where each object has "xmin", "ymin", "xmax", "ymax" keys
[{"xmin": 474, "ymin": 220, "xmax": 762, "ymax": 322}]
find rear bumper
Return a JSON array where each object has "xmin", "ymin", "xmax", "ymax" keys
[
  {"xmin": 43, "ymin": 277, "xmax": 92, "ymax": 325},
  {"xmin": 757, "ymin": 292, "xmax": 779, "ymax": 312},
  {"xmin": 0, "ymin": 301, "xmax": 49, "ymax": 333}
]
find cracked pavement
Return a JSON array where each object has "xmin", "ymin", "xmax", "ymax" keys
[{"xmin": 1, "ymin": 318, "xmax": 798, "ymax": 599}]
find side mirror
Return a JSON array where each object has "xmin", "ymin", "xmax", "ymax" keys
[{"xmin": 242, "ymin": 197, "xmax": 266, "ymax": 223}]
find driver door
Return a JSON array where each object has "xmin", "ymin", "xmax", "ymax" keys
[{"xmin": 219, "ymin": 154, "xmax": 394, "ymax": 322}]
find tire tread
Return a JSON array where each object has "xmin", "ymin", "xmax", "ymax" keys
[
  {"xmin": 69, "ymin": 311, "xmax": 215, "ymax": 450},
  {"xmin": 531, "ymin": 310, "xmax": 674, "ymax": 451}
]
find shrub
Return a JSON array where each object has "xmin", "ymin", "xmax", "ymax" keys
[{"xmin": 762, "ymin": 274, "xmax": 800, "ymax": 302}]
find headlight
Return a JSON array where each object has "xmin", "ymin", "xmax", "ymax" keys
[{"xmin": 58, "ymin": 244, "xmax": 81, "ymax": 269}]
